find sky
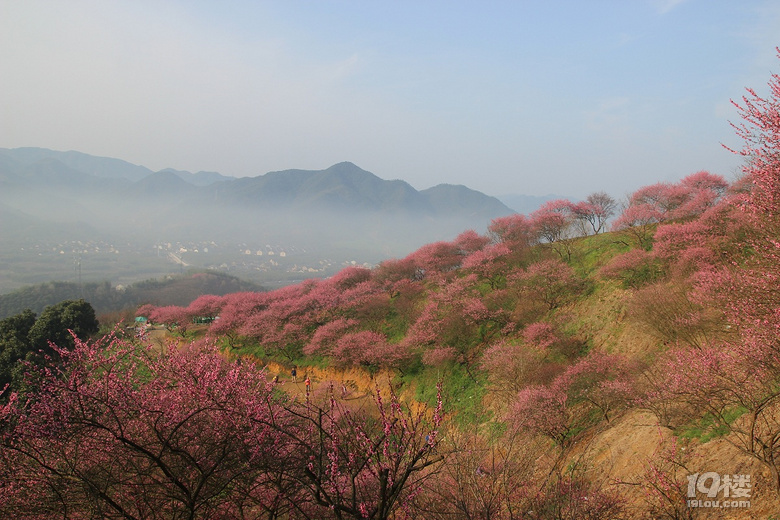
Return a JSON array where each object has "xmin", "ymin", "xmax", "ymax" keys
[{"xmin": 1, "ymin": 1, "xmax": 779, "ymax": 201}]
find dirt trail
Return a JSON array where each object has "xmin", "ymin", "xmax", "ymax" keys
[
  {"xmin": 253, "ymin": 360, "xmax": 389, "ymax": 408},
  {"xmin": 141, "ymin": 326, "xmax": 383, "ymax": 406}
]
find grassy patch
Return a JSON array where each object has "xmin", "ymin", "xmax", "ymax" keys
[
  {"xmin": 402, "ymin": 362, "xmax": 491, "ymax": 428},
  {"xmin": 676, "ymin": 407, "xmax": 747, "ymax": 443},
  {"xmin": 571, "ymin": 232, "xmax": 632, "ymax": 277}
]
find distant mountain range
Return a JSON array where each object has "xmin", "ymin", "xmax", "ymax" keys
[
  {"xmin": 0, "ymin": 147, "xmax": 513, "ymax": 218},
  {"xmin": 0, "ymin": 147, "xmax": 228, "ymax": 185},
  {"xmin": 0, "ymin": 147, "xmax": 522, "ymax": 267}
]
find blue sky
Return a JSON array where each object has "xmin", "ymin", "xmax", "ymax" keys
[{"xmin": 2, "ymin": 1, "xmax": 779, "ymax": 200}]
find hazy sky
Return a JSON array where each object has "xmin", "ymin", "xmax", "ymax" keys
[{"xmin": 2, "ymin": 1, "xmax": 779, "ymax": 200}]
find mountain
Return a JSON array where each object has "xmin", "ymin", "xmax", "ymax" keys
[
  {"xmin": 0, "ymin": 148, "xmax": 514, "ymax": 221},
  {"xmin": 134, "ymin": 170, "xmax": 198, "ymax": 196},
  {"xmin": 422, "ymin": 183, "xmax": 511, "ymax": 219},
  {"xmin": 204, "ymin": 162, "xmax": 423, "ymax": 212},
  {"xmin": 0, "ymin": 147, "xmax": 154, "ymax": 182},
  {"xmin": 156, "ymin": 168, "xmax": 231, "ymax": 186},
  {"xmin": 206, "ymin": 161, "xmax": 511, "ymax": 217}
]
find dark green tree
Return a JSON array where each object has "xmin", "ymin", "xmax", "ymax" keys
[
  {"xmin": 27, "ymin": 299, "xmax": 99, "ymax": 354},
  {"xmin": 0, "ymin": 309, "xmax": 37, "ymax": 391}
]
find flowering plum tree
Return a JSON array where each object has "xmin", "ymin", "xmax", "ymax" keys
[
  {"xmin": 405, "ymin": 240, "xmax": 465, "ymax": 280},
  {"xmin": 522, "ymin": 322, "xmax": 559, "ymax": 350},
  {"xmin": 185, "ymin": 293, "xmax": 225, "ymax": 321},
  {"xmin": 554, "ymin": 350, "xmax": 636, "ymax": 423},
  {"xmin": 304, "ymin": 318, "xmax": 360, "ymax": 357},
  {"xmin": 402, "ymin": 275, "xmax": 508, "ymax": 368},
  {"xmin": 529, "ymin": 200, "xmax": 579, "ymax": 260},
  {"xmin": 207, "ymin": 291, "xmax": 269, "ymax": 347},
  {"xmin": 414, "ymin": 427, "xmax": 539, "ymax": 520},
  {"xmin": 530, "ymin": 200, "xmax": 575, "ymax": 243},
  {"xmin": 644, "ymin": 343, "xmax": 780, "ymax": 493},
  {"xmin": 328, "ymin": 265, "xmax": 373, "ymax": 290},
  {"xmin": 524, "ymin": 475, "xmax": 627, "ymax": 520},
  {"xmin": 146, "ymin": 304, "xmax": 192, "ymax": 336},
  {"xmin": 373, "ymin": 257, "xmax": 420, "ymax": 288},
  {"xmin": 510, "ymin": 258, "xmax": 583, "ymax": 311},
  {"xmin": 611, "ymin": 172, "xmax": 729, "ymax": 247},
  {"xmin": 462, "ymin": 242, "xmax": 512, "ymax": 289},
  {"xmin": 421, "ymin": 346, "xmax": 457, "ymax": 367},
  {"xmin": 626, "ymin": 282, "xmax": 725, "ymax": 349},
  {"xmin": 634, "ymin": 438, "xmax": 697, "ymax": 520},
  {"xmin": 487, "ymin": 213, "xmax": 536, "ymax": 250},
  {"xmin": 332, "ymin": 330, "xmax": 410, "ymax": 369},
  {"xmin": 0, "ymin": 332, "xmax": 448, "ymax": 519},
  {"xmin": 480, "ymin": 340, "xmax": 548, "ymax": 397},
  {"xmin": 287, "ymin": 382, "xmax": 445, "ymax": 520},
  {"xmin": 510, "ymin": 350, "xmax": 635, "ymax": 447},
  {"xmin": 452, "ymin": 229, "xmax": 491, "ymax": 255},
  {"xmin": 511, "ymin": 384, "xmax": 571, "ymax": 447},
  {"xmin": 0, "ymin": 334, "xmax": 295, "ymax": 519},
  {"xmin": 637, "ymin": 55, "xmax": 780, "ymax": 496},
  {"xmin": 571, "ymin": 191, "xmax": 617, "ymax": 235}
]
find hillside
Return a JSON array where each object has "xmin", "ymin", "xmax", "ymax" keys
[
  {"xmin": 127, "ymin": 153, "xmax": 780, "ymax": 518},
  {"xmin": 123, "ymin": 130, "xmax": 780, "ymax": 518}
]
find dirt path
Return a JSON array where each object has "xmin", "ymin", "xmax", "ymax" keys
[
  {"xmin": 141, "ymin": 327, "xmax": 389, "ymax": 410},
  {"xmin": 257, "ymin": 361, "xmax": 376, "ymax": 407}
]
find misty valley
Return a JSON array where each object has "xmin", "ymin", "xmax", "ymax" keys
[
  {"xmin": 0, "ymin": 148, "xmax": 513, "ymax": 296},
  {"xmin": 1, "ymin": 233, "xmax": 371, "ymax": 294}
]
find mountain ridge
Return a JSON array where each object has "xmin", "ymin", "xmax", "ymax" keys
[{"xmin": 0, "ymin": 148, "xmax": 514, "ymax": 218}]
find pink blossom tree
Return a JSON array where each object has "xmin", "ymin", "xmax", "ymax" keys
[
  {"xmin": 643, "ymin": 343, "xmax": 780, "ymax": 493},
  {"xmin": 509, "ymin": 350, "xmax": 635, "ymax": 447},
  {"xmin": 487, "ymin": 213, "xmax": 536, "ymax": 250},
  {"xmin": 0, "ymin": 334, "xmax": 297, "ymax": 519},
  {"xmin": 402, "ymin": 275, "xmax": 508, "ymax": 369},
  {"xmin": 185, "ymin": 293, "xmax": 225, "ymax": 320},
  {"xmin": 636, "ymin": 57, "xmax": 780, "ymax": 496},
  {"xmin": 571, "ymin": 191, "xmax": 617, "ymax": 234},
  {"xmin": 328, "ymin": 265, "xmax": 373, "ymax": 289},
  {"xmin": 598, "ymin": 248, "xmax": 660, "ymax": 288},
  {"xmin": 207, "ymin": 291, "xmax": 269, "ymax": 348},
  {"xmin": 529, "ymin": 199, "xmax": 579, "ymax": 260},
  {"xmin": 452, "ymin": 229, "xmax": 491, "ymax": 255},
  {"xmin": 288, "ymin": 382, "xmax": 445, "ymax": 519},
  {"xmin": 522, "ymin": 321, "xmax": 559, "ymax": 350},
  {"xmin": 462, "ymin": 242, "xmax": 512, "ymax": 289},
  {"xmin": 332, "ymin": 330, "xmax": 410, "ymax": 369},
  {"xmin": 147, "ymin": 304, "xmax": 192, "ymax": 336},
  {"xmin": 373, "ymin": 257, "xmax": 420, "ymax": 288},
  {"xmin": 611, "ymin": 200, "xmax": 665, "ymax": 249},
  {"xmin": 480, "ymin": 340, "xmax": 548, "ymax": 397},
  {"xmin": 0, "ymin": 332, "xmax": 448, "ymax": 519},
  {"xmin": 511, "ymin": 258, "xmax": 583, "ymax": 311},
  {"xmin": 612, "ymin": 172, "xmax": 729, "ymax": 248},
  {"xmin": 304, "ymin": 318, "xmax": 359, "ymax": 357},
  {"xmin": 414, "ymin": 427, "xmax": 540, "ymax": 520},
  {"xmin": 405, "ymin": 240, "xmax": 465, "ymax": 280},
  {"xmin": 511, "ymin": 384, "xmax": 571, "ymax": 446}
]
